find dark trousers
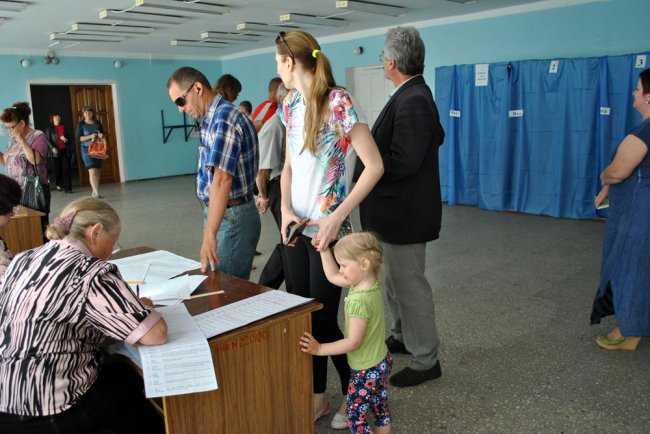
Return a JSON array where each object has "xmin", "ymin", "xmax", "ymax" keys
[
  {"xmin": 0, "ymin": 361, "xmax": 164, "ymax": 434},
  {"xmin": 284, "ymin": 234, "xmax": 350, "ymax": 395},
  {"xmin": 53, "ymin": 148, "xmax": 72, "ymax": 192},
  {"xmin": 258, "ymin": 178, "xmax": 293, "ymax": 291}
]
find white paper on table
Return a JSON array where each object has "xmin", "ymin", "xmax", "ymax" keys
[
  {"xmin": 111, "ymin": 250, "xmax": 201, "ymax": 283},
  {"xmin": 139, "ymin": 304, "xmax": 218, "ymax": 398},
  {"xmin": 133, "ymin": 275, "xmax": 207, "ymax": 303},
  {"xmin": 113, "ymin": 263, "xmax": 150, "ymax": 283},
  {"xmin": 194, "ymin": 290, "xmax": 314, "ymax": 339}
]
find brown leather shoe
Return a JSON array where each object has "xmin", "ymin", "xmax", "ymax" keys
[{"xmin": 389, "ymin": 361, "xmax": 442, "ymax": 387}]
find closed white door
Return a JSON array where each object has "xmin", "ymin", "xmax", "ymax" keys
[{"xmin": 346, "ymin": 65, "xmax": 393, "ymax": 128}]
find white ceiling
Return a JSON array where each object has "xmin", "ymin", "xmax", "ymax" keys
[{"xmin": 0, "ymin": 0, "xmax": 594, "ymax": 59}]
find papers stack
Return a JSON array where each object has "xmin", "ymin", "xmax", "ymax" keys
[{"xmin": 111, "ymin": 250, "xmax": 205, "ymax": 305}]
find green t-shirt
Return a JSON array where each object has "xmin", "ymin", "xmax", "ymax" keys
[{"xmin": 345, "ymin": 281, "xmax": 389, "ymax": 370}]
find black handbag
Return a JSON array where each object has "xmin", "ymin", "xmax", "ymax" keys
[{"xmin": 20, "ymin": 157, "xmax": 50, "ymax": 214}]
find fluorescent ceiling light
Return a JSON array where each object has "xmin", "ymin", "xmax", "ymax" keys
[
  {"xmin": 100, "ymin": 9, "xmax": 185, "ymax": 25},
  {"xmin": 335, "ymin": 1, "xmax": 407, "ymax": 17},
  {"xmin": 236, "ymin": 22, "xmax": 299, "ymax": 33},
  {"xmin": 171, "ymin": 39, "xmax": 228, "ymax": 48},
  {"xmin": 50, "ymin": 33, "xmax": 125, "ymax": 43},
  {"xmin": 0, "ymin": 1, "xmax": 27, "ymax": 12},
  {"xmin": 134, "ymin": 0, "xmax": 229, "ymax": 15},
  {"xmin": 71, "ymin": 23, "xmax": 154, "ymax": 35},
  {"xmin": 279, "ymin": 13, "xmax": 347, "ymax": 27},
  {"xmin": 201, "ymin": 31, "xmax": 262, "ymax": 42}
]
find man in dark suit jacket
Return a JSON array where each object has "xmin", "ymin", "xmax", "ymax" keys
[{"xmin": 358, "ymin": 26, "xmax": 445, "ymax": 388}]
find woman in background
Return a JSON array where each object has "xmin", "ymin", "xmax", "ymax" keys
[
  {"xmin": 0, "ymin": 174, "xmax": 21, "ymax": 282},
  {"xmin": 45, "ymin": 113, "xmax": 73, "ymax": 193},
  {"xmin": 0, "ymin": 197, "xmax": 167, "ymax": 433},
  {"xmin": 592, "ymin": 68, "xmax": 650, "ymax": 350},
  {"xmin": 0, "ymin": 102, "xmax": 50, "ymax": 232},
  {"xmin": 213, "ymin": 73, "xmax": 242, "ymax": 103},
  {"xmin": 274, "ymin": 30, "xmax": 383, "ymax": 428},
  {"xmin": 76, "ymin": 106, "xmax": 104, "ymax": 198}
]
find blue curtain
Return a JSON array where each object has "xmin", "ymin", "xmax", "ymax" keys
[{"xmin": 435, "ymin": 52, "xmax": 649, "ymax": 219}]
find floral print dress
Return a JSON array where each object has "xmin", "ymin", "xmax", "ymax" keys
[{"xmin": 279, "ymin": 87, "xmax": 365, "ymax": 239}]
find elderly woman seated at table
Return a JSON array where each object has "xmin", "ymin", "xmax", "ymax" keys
[{"xmin": 0, "ymin": 197, "xmax": 168, "ymax": 434}]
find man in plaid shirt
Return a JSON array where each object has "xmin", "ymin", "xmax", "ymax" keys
[{"xmin": 167, "ymin": 67, "xmax": 260, "ymax": 279}]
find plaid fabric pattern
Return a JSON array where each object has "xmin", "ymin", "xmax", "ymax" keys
[{"xmin": 197, "ymin": 94, "xmax": 258, "ymax": 202}]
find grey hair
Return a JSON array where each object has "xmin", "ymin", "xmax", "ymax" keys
[
  {"xmin": 276, "ymin": 83, "xmax": 289, "ymax": 103},
  {"xmin": 383, "ymin": 26, "xmax": 425, "ymax": 75}
]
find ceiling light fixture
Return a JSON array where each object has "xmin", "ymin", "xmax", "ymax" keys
[
  {"xmin": 279, "ymin": 13, "xmax": 347, "ymax": 27},
  {"xmin": 171, "ymin": 39, "xmax": 228, "ymax": 48},
  {"xmin": 43, "ymin": 51, "xmax": 59, "ymax": 65},
  {"xmin": 0, "ymin": 1, "xmax": 27, "ymax": 12},
  {"xmin": 99, "ymin": 9, "xmax": 185, "ymax": 25},
  {"xmin": 20, "ymin": 58, "xmax": 30, "ymax": 68},
  {"xmin": 235, "ymin": 22, "xmax": 300, "ymax": 33},
  {"xmin": 134, "ymin": 0, "xmax": 229, "ymax": 16},
  {"xmin": 201, "ymin": 31, "xmax": 262, "ymax": 42},
  {"xmin": 71, "ymin": 23, "xmax": 155, "ymax": 35},
  {"xmin": 335, "ymin": 1, "xmax": 407, "ymax": 17},
  {"xmin": 50, "ymin": 33, "xmax": 126, "ymax": 43}
]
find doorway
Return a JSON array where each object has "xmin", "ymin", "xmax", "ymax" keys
[
  {"xmin": 30, "ymin": 84, "xmax": 121, "ymax": 187},
  {"xmin": 346, "ymin": 65, "xmax": 393, "ymax": 127}
]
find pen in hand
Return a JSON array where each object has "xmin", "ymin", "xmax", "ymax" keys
[{"xmin": 136, "ymin": 284, "xmax": 140, "ymax": 298}]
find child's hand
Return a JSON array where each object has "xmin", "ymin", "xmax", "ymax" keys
[{"xmin": 299, "ymin": 332, "xmax": 321, "ymax": 355}]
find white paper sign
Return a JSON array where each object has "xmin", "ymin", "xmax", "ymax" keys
[
  {"xmin": 549, "ymin": 60, "xmax": 559, "ymax": 74},
  {"xmin": 475, "ymin": 64, "xmax": 489, "ymax": 87},
  {"xmin": 509, "ymin": 110, "xmax": 524, "ymax": 118},
  {"xmin": 600, "ymin": 107, "xmax": 611, "ymax": 115},
  {"xmin": 450, "ymin": 110, "xmax": 461, "ymax": 118},
  {"xmin": 635, "ymin": 55, "xmax": 647, "ymax": 69}
]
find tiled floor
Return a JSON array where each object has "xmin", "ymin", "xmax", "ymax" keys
[{"xmin": 50, "ymin": 176, "xmax": 650, "ymax": 433}]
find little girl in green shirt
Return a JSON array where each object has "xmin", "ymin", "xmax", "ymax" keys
[{"xmin": 300, "ymin": 232, "xmax": 392, "ymax": 434}]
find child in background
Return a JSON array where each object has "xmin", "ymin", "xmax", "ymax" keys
[
  {"xmin": 300, "ymin": 232, "xmax": 392, "ymax": 434},
  {"xmin": 0, "ymin": 174, "xmax": 22, "ymax": 281}
]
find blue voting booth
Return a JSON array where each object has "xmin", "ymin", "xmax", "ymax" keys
[{"xmin": 435, "ymin": 52, "xmax": 649, "ymax": 219}]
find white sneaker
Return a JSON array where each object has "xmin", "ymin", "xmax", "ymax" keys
[
  {"xmin": 331, "ymin": 412, "xmax": 347, "ymax": 430},
  {"xmin": 91, "ymin": 192, "xmax": 102, "ymax": 198}
]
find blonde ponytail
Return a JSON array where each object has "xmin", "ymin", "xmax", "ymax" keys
[{"xmin": 275, "ymin": 30, "xmax": 337, "ymax": 155}]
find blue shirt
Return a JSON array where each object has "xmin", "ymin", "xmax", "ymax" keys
[{"xmin": 197, "ymin": 94, "xmax": 258, "ymax": 202}]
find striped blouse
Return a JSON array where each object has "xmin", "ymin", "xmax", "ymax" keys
[{"xmin": 0, "ymin": 238, "xmax": 162, "ymax": 416}]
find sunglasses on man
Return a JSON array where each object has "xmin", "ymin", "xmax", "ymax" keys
[{"xmin": 174, "ymin": 84, "xmax": 195, "ymax": 107}]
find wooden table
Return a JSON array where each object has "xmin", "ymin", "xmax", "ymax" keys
[
  {"xmin": 115, "ymin": 248, "xmax": 321, "ymax": 434},
  {"xmin": 0, "ymin": 206, "xmax": 44, "ymax": 253}
]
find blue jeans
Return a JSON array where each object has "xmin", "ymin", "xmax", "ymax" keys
[{"xmin": 203, "ymin": 199, "xmax": 260, "ymax": 280}]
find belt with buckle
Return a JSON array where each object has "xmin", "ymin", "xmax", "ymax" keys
[
  {"xmin": 200, "ymin": 193, "xmax": 253, "ymax": 209},
  {"xmin": 226, "ymin": 193, "xmax": 253, "ymax": 208}
]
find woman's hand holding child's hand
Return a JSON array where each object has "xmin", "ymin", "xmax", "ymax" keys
[{"xmin": 299, "ymin": 332, "xmax": 322, "ymax": 355}]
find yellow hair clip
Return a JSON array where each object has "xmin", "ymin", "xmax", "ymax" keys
[{"xmin": 312, "ymin": 49, "xmax": 320, "ymax": 58}]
